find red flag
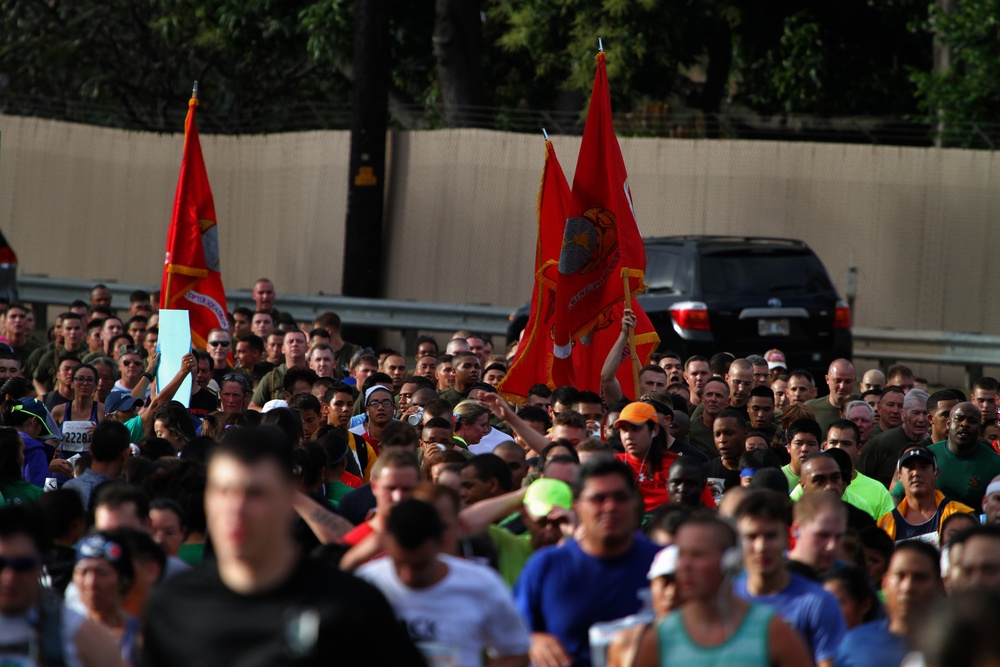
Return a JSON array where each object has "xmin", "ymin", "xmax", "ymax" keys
[
  {"xmin": 499, "ymin": 140, "xmax": 572, "ymax": 403},
  {"xmin": 569, "ymin": 302, "xmax": 660, "ymax": 396},
  {"xmin": 551, "ymin": 50, "xmax": 658, "ymax": 395},
  {"xmin": 159, "ymin": 93, "xmax": 229, "ymax": 350}
]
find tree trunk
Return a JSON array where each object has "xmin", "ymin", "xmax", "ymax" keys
[
  {"xmin": 701, "ymin": 17, "xmax": 733, "ymax": 138},
  {"xmin": 433, "ymin": 0, "xmax": 483, "ymax": 127}
]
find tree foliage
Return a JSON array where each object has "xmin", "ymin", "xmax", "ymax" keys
[
  {"xmin": 731, "ymin": 0, "xmax": 929, "ymax": 116},
  {"xmin": 0, "ymin": 0, "xmax": 436, "ymax": 133},
  {"xmin": 910, "ymin": 0, "xmax": 1000, "ymax": 146},
  {"xmin": 0, "ymin": 0, "xmax": 995, "ymax": 138}
]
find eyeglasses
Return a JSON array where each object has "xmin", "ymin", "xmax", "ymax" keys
[
  {"xmin": 121, "ymin": 360, "xmax": 142, "ymax": 367},
  {"xmin": 209, "ymin": 340, "xmax": 231, "ymax": 347},
  {"xmin": 367, "ymin": 399, "xmax": 394, "ymax": 409},
  {"xmin": 0, "ymin": 555, "xmax": 43, "ymax": 572},
  {"xmin": 73, "ymin": 376, "xmax": 96, "ymax": 384}
]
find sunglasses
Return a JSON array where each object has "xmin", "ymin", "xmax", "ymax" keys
[
  {"xmin": 0, "ymin": 555, "xmax": 43, "ymax": 572},
  {"xmin": 222, "ymin": 373, "xmax": 249, "ymax": 388},
  {"xmin": 122, "ymin": 360, "xmax": 142, "ymax": 367},
  {"xmin": 209, "ymin": 340, "xmax": 231, "ymax": 347}
]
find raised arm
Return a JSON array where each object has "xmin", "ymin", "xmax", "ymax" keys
[
  {"xmin": 139, "ymin": 354, "xmax": 195, "ymax": 432},
  {"xmin": 458, "ymin": 487, "xmax": 527, "ymax": 535},
  {"xmin": 481, "ymin": 393, "xmax": 549, "ymax": 454},
  {"xmin": 600, "ymin": 309, "xmax": 635, "ymax": 406},
  {"xmin": 131, "ymin": 352, "xmax": 160, "ymax": 400}
]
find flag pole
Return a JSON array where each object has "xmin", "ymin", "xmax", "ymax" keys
[
  {"xmin": 165, "ymin": 80, "xmax": 199, "ymax": 308},
  {"xmin": 621, "ymin": 270, "xmax": 641, "ymax": 399}
]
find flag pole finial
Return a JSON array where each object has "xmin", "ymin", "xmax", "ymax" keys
[
  {"xmin": 192, "ymin": 81, "xmax": 199, "ymax": 100},
  {"xmin": 542, "ymin": 128, "xmax": 550, "ymax": 142},
  {"xmin": 598, "ymin": 38, "xmax": 603, "ymax": 52}
]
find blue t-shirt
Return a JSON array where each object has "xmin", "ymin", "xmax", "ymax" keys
[
  {"xmin": 835, "ymin": 618, "xmax": 910, "ymax": 667},
  {"xmin": 734, "ymin": 571, "xmax": 846, "ymax": 664},
  {"xmin": 514, "ymin": 536, "xmax": 660, "ymax": 667}
]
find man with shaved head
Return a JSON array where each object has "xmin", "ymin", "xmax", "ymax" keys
[
  {"xmin": 861, "ymin": 368, "xmax": 885, "ymax": 392},
  {"xmin": 888, "ymin": 402, "xmax": 1000, "ymax": 509},
  {"xmin": 725, "ymin": 358, "xmax": 754, "ymax": 409},
  {"xmin": 806, "ymin": 359, "xmax": 856, "ymax": 434}
]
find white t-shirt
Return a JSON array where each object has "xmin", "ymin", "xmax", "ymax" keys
[
  {"xmin": 468, "ymin": 428, "xmax": 514, "ymax": 455},
  {"xmin": 0, "ymin": 604, "xmax": 85, "ymax": 667},
  {"xmin": 357, "ymin": 553, "xmax": 529, "ymax": 667}
]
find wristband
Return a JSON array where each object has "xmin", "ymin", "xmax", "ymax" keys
[{"xmin": 141, "ymin": 372, "xmax": 154, "ymax": 382}]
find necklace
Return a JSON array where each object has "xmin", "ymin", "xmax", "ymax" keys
[{"xmin": 636, "ymin": 447, "xmax": 651, "ymax": 483}]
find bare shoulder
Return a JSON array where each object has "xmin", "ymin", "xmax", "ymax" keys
[
  {"xmin": 75, "ymin": 617, "xmax": 125, "ymax": 667},
  {"xmin": 767, "ymin": 612, "xmax": 815, "ymax": 667}
]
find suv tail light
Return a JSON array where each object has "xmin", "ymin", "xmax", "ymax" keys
[
  {"xmin": 0, "ymin": 246, "xmax": 15, "ymax": 266},
  {"xmin": 670, "ymin": 302, "xmax": 711, "ymax": 331},
  {"xmin": 834, "ymin": 300, "xmax": 851, "ymax": 329}
]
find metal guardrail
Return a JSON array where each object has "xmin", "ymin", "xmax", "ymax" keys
[
  {"xmin": 17, "ymin": 276, "xmax": 1000, "ymax": 381},
  {"xmin": 852, "ymin": 326, "xmax": 1000, "ymax": 385},
  {"xmin": 16, "ymin": 275, "xmax": 512, "ymax": 353}
]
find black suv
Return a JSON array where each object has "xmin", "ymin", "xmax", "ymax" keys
[{"xmin": 506, "ymin": 236, "xmax": 852, "ymax": 379}]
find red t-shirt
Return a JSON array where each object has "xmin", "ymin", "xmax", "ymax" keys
[
  {"xmin": 360, "ymin": 432, "xmax": 381, "ymax": 457},
  {"xmin": 339, "ymin": 471, "xmax": 363, "ymax": 489},
  {"xmin": 614, "ymin": 452, "xmax": 716, "ymax": 513},
  {"xmin": 341, "ymin": 521, "xmax": 375, "ymax": 547}
]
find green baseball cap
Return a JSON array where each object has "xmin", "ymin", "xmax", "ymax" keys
[{"xmin": 523, "ymin": 478, "xmax": 573, "ymax": 518}]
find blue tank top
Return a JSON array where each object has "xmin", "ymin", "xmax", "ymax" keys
[
  {"xmin": 656, "ymin": 602, "xmax": 774, "ymax": 667},
  {"xmin": 65, "ymin": 401, "xmax": 99, "ymax": 423}
]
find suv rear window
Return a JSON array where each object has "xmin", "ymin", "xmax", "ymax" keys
[
  {"xmin": 699, "ymin": 249, "xmax": 836, "ymax": 299},
  {"xmin": 645, "ymin": 249, "xmax": 693, "ymax": 295}
]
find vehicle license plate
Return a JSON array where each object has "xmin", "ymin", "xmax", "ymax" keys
[{"xmin": 758, "ymin": 318, "xmax": 790, "ymax": 336}]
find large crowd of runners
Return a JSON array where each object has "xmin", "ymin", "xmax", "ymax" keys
[{"xmin": 0, "ymin": 277, "xmax": 996, "ymax": 666}]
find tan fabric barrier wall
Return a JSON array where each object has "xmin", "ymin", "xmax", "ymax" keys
[
  {"xmin": 2, "ymin": 116, "xmax": 998, "ymax": 336},
  {"xmin": 0, "ymin": 116, "xmax": 350, "ymax": 297}
]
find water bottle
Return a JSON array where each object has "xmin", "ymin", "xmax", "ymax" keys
[{"xmin": 588, "ymin": 589, "xmax": 655, "ymax": 667}]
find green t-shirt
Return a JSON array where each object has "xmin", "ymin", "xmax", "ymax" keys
[
  {"xmin": 486, "ymin": 524, "xmax": 534, "ymax": 588},
  {"xmin": 1, "ymin": 480, "xmax": 42, "ymax": 506},
  {"xmin": 124, "ymin": 415, "xmax": 146, "ymax": 443},
  {"xmin": 251, "ymin": 363, "xmax": 289, "ymax": 406},
  {"xmin": 805, "ymin": 396, "xmax": 841, "ymax": 435},
  {"xmin": 788, "ymin": 484, "xmax": 877, "ymax": 519},
  {"xmin": 34, "ymin": 345, "xmax": 88, "ymax": 392},
  {"xmin": 856, "ymin": 426, "xmax": 927, "ymax": 489},
  {"xmin": 781, "ymin": 464, "xmax": 799, "ymax": 492},
  {"xmin": 437, "ymin": 387, "xmax": 467, "ymax": 409},
  {"xmin": 23, "ymin": 344, "xmax": 51, "ymax": 385},
  {"xmin": 890, "ymin": 439, "xmax": 1000, "ymax": 509},
  {"xmin": 687, "ymin": 416, "xmax": 718, "ymax": 459},
  {"xmin": 177, "ymin": 543, "xmax": 205, "ymax": 567},
  {"xmin": 324, "ymin": 481, "xmax": 355, "ymax": 509},
  {"xmin": 848, "ymin": 471, "xmax": 895, "ymax": 520},
  {"xmin": 81, "ymin": 350, "xmax": 107, "ymax": 364}
]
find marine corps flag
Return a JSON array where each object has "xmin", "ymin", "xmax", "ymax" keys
[
  {"xmin": 552, "ymin": 49, "xmax": 658, "ymax": 393},
  {"xmin": 159, "ymin": 86, "xmax": 229, "ymax": 350},
  {"xmin": 499, "ymin": 138, "xmax": 573, "ymax": 402}
]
